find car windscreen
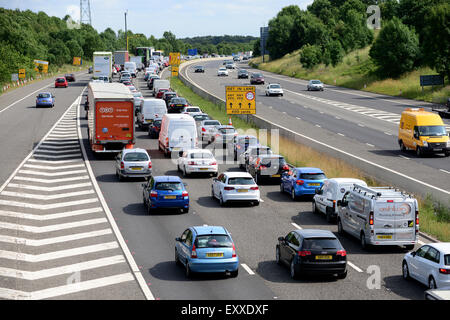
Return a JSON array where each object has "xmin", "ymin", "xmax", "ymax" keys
[
  {"xmin": 227, "ymin": 177, "xmax": 254, "ymax": 185},
  {"xmin": 260, "ymin": 157, "xmax": 286, "ymax": 166},
  {"xmin": 299, "ymin": 173, "xmax": 326, "ymax": 180},
  {"xmin": 123, "ymin": 152, "xmax": 149, "ymax": 161},
  {"xmin": 190, "ymin": 153, "xmax": 213, "ymax": 159},
  {"xmin": 204, "ymin": 121, "xmax": 220, "ymax": 126},
  {"xmin": 253, "ymin": 73, "xmax": 263, "ymax": 77},
  {"xmin": 186, "ymin": 108, "xmax": 200, "ymax": 112},
  {"xmin": 239, "ymin": 70, "xmax": 248, "ymax": 73},
  {"xmin": 445, "ymin": 254, "xmax": 450, "ymax": 266},
  {"xmin": 38, "ymin": 93, "xmax": 51, "ymax": 98},
  {"xmin": 155, "ymin": 182, "xmax": 182, "ymax": 191},
  {"xmin": 417, "ymin": 126, "xmax": 447, "ymax": 137},
  {"xmin": 302, "ymin": 238, "xmax": 341, "ymax": 250},
  {"xmin": 219, "ymin": 128, "xmax": 235, "ymax": 134},
  {"xmin": 195, "ymin": 235, "xmax": 233, "ymax": 248},
  {"xmin": 311, "ymin": 80, "xmax": 322, "ymax": 84}
]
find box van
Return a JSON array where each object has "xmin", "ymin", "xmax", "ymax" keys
[
  {"xmin": 159, "ymin": 114, "xmax": 198, "ymax": 157},
  {"xmin": 337, "ymin": 184, "xmax": 418, "ymax": 250},
  {"xmin": 313, "ymin": 178, "xmax": 367, "ymax": 222},
  {"xmin": 124, "ymin": 62, "xmax": 137, "ymax": 77},
  {"xmin": 398, "ymin": 108, "xmax": 450, "ymax": 157},
  {"xmin": 153, "ymin": 79, "xmax": 170, "ymax": 97},
  {"xmin": 137, "ymin": 98, "xmax": 167, "ymax": 130}
]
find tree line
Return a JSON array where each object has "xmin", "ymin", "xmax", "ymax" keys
[{"xmin": 254, "ymin": 0, "xmax": 449, "ymax": 81}]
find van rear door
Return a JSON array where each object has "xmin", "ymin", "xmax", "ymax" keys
[
  {"xmin": 374, "ymin": 200, "xmax": 415, "ymax": 242},
  {"xmin": 169, "ymin": 123, "xmax": 196, "ymax": 150},
  {"xmin": 393, "ymin": 200, "xmax": 416, "ymax": 242},
  {"xmin": 373, "ymin": 201, "xmax": 396, "ymax": 242}
]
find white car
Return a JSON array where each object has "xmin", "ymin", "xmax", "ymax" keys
[
  {"xmin": 133, "ymin": 92, "xmax": 144, "ymax": 110},
  {"xmin": 217, "ymin": 67, "xmax": 228, "ymax": 76},
  {"xmin": 211, "ymin": 172, "xmax": 260, "ymax": 206},
  {"xmin": 199, "ymin": 119, "xmax": 222, "ymax": 143},
  {"xmin": 265, "ymin": 83, "xmax": 284, "ymax": 96},
  {"xmin": 181, "ymin": 106, "xmax": 203, "ymax": 116},
  {"xmin": 307, "ymin": 80, "xmax": 324, "ymax": 91},
  {"xmin": 177, "ymin": 149, "xmax": 218, "ymax": 177},
  {"xmin": 402, "ymin": 242, "xmax": 450, "ymax": 289}
]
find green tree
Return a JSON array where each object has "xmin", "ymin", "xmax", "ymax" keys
[
  {"xmin": 422, "ymin": 3, "xmax": 450, "ymax": 82},
  {"xmin": 252, "ymin": 39, "xmax": 261, "ymax": 57},
  {"xmin": 369, "ymin": 17, "xmax": 420, "ymax": 78},
  {"xmin": 325, "ymin": 40, "xmax": 344, "ymax": 66},
  {"xmin": 300, "ymin": 44, "xmax": 322, "ymax": 69},
  {"xmin": 66, "ymin": 39, "xmax": 83, "ymax": 59}
]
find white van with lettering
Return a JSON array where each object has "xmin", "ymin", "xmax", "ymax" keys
[{"xmin": 337, "ymin": 184, "xmax": 418, "ymax": 250}]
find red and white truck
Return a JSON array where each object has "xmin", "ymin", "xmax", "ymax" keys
[{"xmin": 87, "ymin": 82, "xmax": 135, "ymax": 153}]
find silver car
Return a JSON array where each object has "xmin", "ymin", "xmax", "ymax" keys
[
  {"xmin": 199, "ymin": 119, "xmax": 222, "ymax": 143},
  {"xmin": 115, "ymin": 148, "xmax": 152, "ymax": 181},
  {"xmin": 307, "ymin": 80, "xmax": 324, "ymax": 91},
  {"xmin": 212, "ymin": 125, "xmax": 237, "ymax": 147}
]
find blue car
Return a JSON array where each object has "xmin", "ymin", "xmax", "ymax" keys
[
  {"xmin": 36, "ymin": 92, "xmax": 55, "ymax": 108},
  {"xmin": 142, "ymin": 176, "xmax": 189, "ymax": 213},
  {"xmin": 175, "ymin": 225, "xmax": 239, "ymax": 278},
  {"xmin": 280, "ymin": 167, "xmax": 327, "ymax": 200}
]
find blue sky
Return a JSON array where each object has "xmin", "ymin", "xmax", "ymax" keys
[{"xmin": 1, "ymin": 0, "xmax": 314, "ymax": 38}]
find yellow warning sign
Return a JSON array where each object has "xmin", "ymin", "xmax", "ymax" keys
[
  {"xmin": 19, "ymin": 69, "xmax": 26, "ymax": 79},
  {"xmin": 226, "ymin": 86, "xmax": 256, "ymax": 114},
  {"xmin": 169, "ymin": 52, "xmax": 181, "ymax": 66},
  {"xmin": 73, "ymin": 57, "xmax": 82, "ymax": 65},
  {"xmin": 171, "ymin": 65, "xmax": 179, "ymax": 77}
]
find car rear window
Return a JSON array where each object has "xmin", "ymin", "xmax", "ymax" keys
[
  {"xmin": 445, "ymin": 254, "xmax": 450, "ymax": 266},
  {"xmin": 194, "ymin": 115, "xmax": 210, "ymax": 121},
  {"xmin": 302, "ymin": 238, "xmax": 340, "ymax": 250},
  {"xmin": 251, "ymin": 148, "xmax": 271, "ymax": 155},
  {"xmin": 195, "ymin": 235, "xmax": 233, "ymax": 248},
  {"xmin": 123, "ymin": 152, "xmax": 149, "ymax": 161},
  {"xmin": 153, "ymin": 120, "xmax": 161, "ymax": 125},
  {"xmin": 260, "ymin": 157, "xmax": 286, "ymax": 166},
  {"xmin": 57, "ymin": 78, "xmax": 65, "ymax": 83},
  {"xmin": 219, "ymin": 128, "xmax": 235, "ymax": 134},
  {"xmin": 187, "ymin": 108, "xmax": 200, "ymax": 112},
  {"xmin": 204, "ymin": 121, "xmax": 220, "ymax": 126},
  {"xmin": 227, "ymin": 177, "xmax": 254, "ymax": 185},
  {"xmin": 38, "ymin": 93, "xmax": 51, "ymax": 98},
  {"xmin": 155, "ymin": 182, "xmax": 182, "ymax": 191},
  {"xmin": 300, "ymin": 173, "xmax": 326, "ymax": 180},
  {"xmin": 190, "ymin": 152, "xmax": 213, "ymax": 159}
]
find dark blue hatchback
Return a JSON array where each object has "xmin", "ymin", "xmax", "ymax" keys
[{"xmin": 142, "ymin": 176, "xmax": 189, "ymax": 213}]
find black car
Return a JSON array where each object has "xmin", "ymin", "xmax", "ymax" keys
[
  {"xmin": 247, "ymin": 154, "xmax": 289, "ymax": 184},
  {"xmin": 250, "ymin": 73, "xmax": 264, "ymax": 84},
  {"xmin": 65, "ymin": 73, "xmax": 76, "ymax": 82},
  {"xmin": 237, "ymin": 69, "xmax": 249, "ymax": 79},
  {"xmin": 276, "ymin": 229, "xmax": 347, "ymax": 279},
  {"xmin": 147, "ymin": 75, "xmax": 160, "ymax": 90},
  {"xmin": 194, "ymin": 66, "xmax": 205, "ymax": 73},
  {"xmin": 148, "ymin": 119, "xmax": 162, "ymax": 138},
  {"xmin": 163, "ymin": 92, "xmax": 178, "ymax": 106},
  {"xmin": 168, "ymin": 97, "xmax": 189, "ymax": 113}
]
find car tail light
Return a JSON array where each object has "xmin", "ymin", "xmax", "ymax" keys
[
  {"xmin": 202, "ymin": 127, "xmax": 206, "ymax": 132},
  {"xmin": 296, "ymin": 180, "xmax": 304, "ymax": 185},
  {"xmin": 182, "ymin": 191, "xmax": 189, "ymax": 197},
  {"xmin": 148, "ymin": 162, "xmax": 152, "ymax": 169},
  {"xmin": 188, "ymin": 161, "xmax": 196, "ymax": 165},
  {"xmin": 282, "ymin": 165, "xmax": 289, "ymax": 171},
  {"xmin": 191, "ymin": 244, "xmax": 197, "ymax": 258},
  {"xmin": 297, "ymin": 250, "xmax": 311, "ymax": 257},
  {"xmin": 120, "ymin": 161, "xmax": 124, "ymax": 169},
  {"xmin": 439, "ymin": 268, "xmax": 450, "ymax": 274},
  {"xmin": 210, "ymin": 161, "xmax": 217, "ymax": 166},
  {"xmin": 259, "ymin": 165, "xmax": 267, "ymax": 170},
  {"xmin": 250, "ymin": 186, "xmax": 259, "ymax": 190},
  {"xmin": 387, "ymin": 200, "xmax": 393, "ymax": 203},
  {"xmin": 165, "ymin": 137, "xmax": 169, "ymax": 147},
  {"xmin": 333, "ymin": 200, "xmax": 336, "ymax": 210},
  {"xmin": 415, "ymin": 210, "xmax": 419, "ymax": 225},
  {"xmin": 369, "ymin": 211, "xmax": 374, "ymax": 225},
  {"xmin": 150, "ymin": 191, "xmax": 158, "ymax": 198},
  {"xmin": 336, "ymin": 250, "xmax": 347, "ymax": 257},
  {"xmin": 232, "ymin": 243, "xmax": 236, "ymax": 258},
  {"xmin": 224, "ymin": 187, "xmax": 235, "ymax": 191}
]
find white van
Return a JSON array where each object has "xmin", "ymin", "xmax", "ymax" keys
[
  {"xmin": 159, "ymin": 114, "xmax": 198, "ymax": 157},
  {"xmin": 153, "ymin": 79, "xmax": 170, "ymax": 96},
  {"xmin": 137, "ymin": 98, "xmax": 167, "ymax": 129},
  {"xmin": 337, "ymin": 184, "xmax": 419, "ymax": 250},
  {"xmin": 124, "ymin": 62, "xmax": 137, "ymax": 77},
  {"xmin": 313, "ymin": 178, "xmax": 367, "ymax": 222}
]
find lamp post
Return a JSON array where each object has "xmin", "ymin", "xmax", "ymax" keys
[{"xmin": 124, "ymin": 10, "xmax": 128, "ymax": 52}]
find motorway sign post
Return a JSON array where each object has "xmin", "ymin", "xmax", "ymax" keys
[
  {"xmin": 171, "ymin": 65, "xmax": 179, "ymax": 77},
  {"xmin": 169, "ymin": 52, "xmax": 181, "ymax": 77},
  {"xmin": 18, "ymin": 69, "xmax": 26, "ymax": 80},
  {"xmin": 226, "ymin": 86, "xmax": 256, "ymax": 115}
]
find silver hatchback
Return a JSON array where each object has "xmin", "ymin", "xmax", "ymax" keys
[{"xmin": 115, "ymin": 148, "xmax": 152, "ymax": 181}]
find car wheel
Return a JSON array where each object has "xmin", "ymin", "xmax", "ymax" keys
[
  {"xmin": 147, "ymin": 204, "xmax": 153, "ymax": 215},
  {"xmin": 175, "ymin": 249, "xmax": 181, "ymax": 266},
  {"xmin": 142, "ymin": 194, "xmax": 147, "ymax": 208},
  {"xmin": 219, "ymin": 193, "xmax": 225, "ymax": 207},
  {"xmin": 428, "ymin": 276, "xmax": 437, "ymax": 289},
  {"xmin": 118, "ymin": 172, "xmax": 123, "ymax": 182},
  {"xmin": 360, "ymin": 232, "xmax": 368, "ymax": 250},
  {"xmin": 399, "ymin": 140, "xmax": 406, "ymax": 152},
  {"xmin": 402, "ymin": 261, "xmax": 410, "ymax": 280},
  {"xmin": 230, "ymin": 269, "xmax": 238, "ymax": 278},
  {"xmin": 181, "ymin": 207, "xmax": 189, "ymax": 214},
  {"xmin": 280, "ymin": 182, "xmax": 284, "ymax": 193},
  {"xmin": 211, "ymin": 186, "xmax": 215, "ymax": 200},
  {"xmin": 416, "ymin": 146, "xmax": 422, "ymax": 157},
  {"xmin": 337, "ymin": 270, "xmax": 347, "ymax": 279},
  {"xmin": 276, "ymin": 246, "xmax": 281, "ymax": 265},
  {"xmin": 183, "ymin": 166, "xmax": 188, "ymax": 177},
  {"xmin": 177, "ymin": 164, "xmax": 181, "ymax": 172},
  {"xmin": 404, "ymin": 244, "xmax": 415, "ymax": 251},
  {"xmin": 291, "ymin": 188, "xmax": 297, "ymax": 201},
  {"xmin": 254, "ymin": 200, "xmax": 260, "ymax": 206},
  {"xmin": 290, "ymin": 259, "xmax": 299, "ymax": 280},
  {"xmin": 312, "ymin": 201, "xmax": 318, "ymax": 214},
  {"xmin": 255, "ymin": 173, "xmax": 259, "ymax": 185},
  {"xmin": 326, "ymin": 208, "xmax": 332, "ymax": 223},
  {"xmin": 337, "ymin": 219, "xmax": 345, "ymax": 235},
  {"xmin": 445, "ymin": 151, "xmax": 450, "ymax": 157},
  {"xmin": 185, "ymin": 263, "xmax": 192, "ymax": 278}
]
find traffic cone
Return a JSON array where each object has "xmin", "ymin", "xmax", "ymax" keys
[{"xmin": 228, "ymin": 117, "xmax": 232, "ymax": 126}]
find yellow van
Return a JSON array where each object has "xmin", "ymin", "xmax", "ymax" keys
[{"xmin": 398, "ymin": 108, "xmax": 450, "ymax": 157}]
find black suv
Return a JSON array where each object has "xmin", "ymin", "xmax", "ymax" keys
[{"xmin": 237, "ymin": 69, "xmax": 249, "ymax": 79}]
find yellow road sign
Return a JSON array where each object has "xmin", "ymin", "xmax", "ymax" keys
[
  {"xmin": 169, "ymin": 52, "xmax": 180, "ymax": 66},
  {"xmin": 73, "ymin": 57, "xmax": 82, "ymax": 65},
  {"xmin": 171, "ymin": 66, "xmax": 179, "ymax": 77},
  {"xmin": 34, "ymin": 60, "xmax": 49, "ymax": 73},
  {"xmin": 19, "ymin": 69, "xmax": 26, "ymax": 79},
  {"xmin": 226, "ymin": 86, "xmax": 256, "ymax": 114}
]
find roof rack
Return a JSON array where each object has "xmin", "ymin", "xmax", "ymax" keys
[{"xmin": 352, "ymin": 184, "xmax": 414, "ymax": 199}]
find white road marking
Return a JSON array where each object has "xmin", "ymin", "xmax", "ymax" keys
[
  {"xmin": 27, "ymin": 158, "xmax": 81, "ymax": 164},
  {"xmin": 0, "ymin": 218, "xmax": 107, "ymax": 233},
  {"xmin": 39, "ymin": 141, "xmax": 79, "ymax": 146},
  {"xmin": 366, "ymin": 143, "xmax": 375, "ymax": 147},
  {"xmin": 347, "ymin": 261, "xmax": 363, "ymax": 273},
  {"xmin": 439, "ymin": 169, "xmax": 450, "ymax": 174},
  {"xmin": 34, "ymin": 149, "xmax": 81, "ymax": 154},
  {"xmin": 0, "ymin": 273, "xmax": 135, "ymax": 300},
  {"xmin": 0, "ymin": 198, "xmax": 98, "ymax": 210},
  {"xmin": 337, "ymin": 133, "xmax": 345, "ymax": 137},
  {"xmin": 22, "ymin": 163, "xmax": 84, "ymax": 170},
  {"xmin": 0, "ymin": 207, "xmax": 103, "ymax": 220},
  {"xmin": 13, "ymin": 175, "xmax": 89, "ymax": 183},
  {"xmin": 296, "ymin": 117, "xmax": 301, "ymax": 120},
  {"xmin": 36, "ymin": 145, "xmax": 80, "ymax": 150},
  {"xmin": 358, "ymin": 123, "xmax": 365, "ymax": 127},
  {"xmin": 399, "ymin": 155, "xmax": 410, "ymax": 160},
  {"xmin": 241, "ymin": 263, "xmax": 255, "ymax": 275},
  {"xmin": 291, "ymin": 222, "xmax": 302, "ymax": 230},
  {"xmin": 418, "ymin": 240, "xmax": 426, "ymax": 245},
  {"xmin": 0, "ymin": 256, "xmax": 125, "ymax": 280},
  {"xmin": 0, "ymin": 242, "xmax": 119, "ymax": 262},
  {"xmin": 384, "ymin": 132, "xmax": 392, "ymax": 136},
  {"xmin": 1, "ymin": 190, "xmax": 95, "ymax": 200},
  {"xmin": 335, "ymin": 116, "xmax": 341, "ymax": 119},
  {"xmin": 315, "ymin": 124, "xmax": 321, "ymax": 128},
  {"xmin": 17, "ymin": 169, "xmax": 85, "ymax": 176},
  {"xmin": 32, "ymin": 154, "xmax": 82, "ymax": 159}
]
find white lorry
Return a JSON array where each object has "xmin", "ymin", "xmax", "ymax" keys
[{"xmin": 93, "ymin": 51, "xmax": 112, "ymax": 80}]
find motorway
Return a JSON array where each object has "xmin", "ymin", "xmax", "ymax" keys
[
  {"xmin": 0, "ymin": 63, "xmax": 443, "ymax": 300},
  {"xmin": 180, "ymin": 59, "xmax": 450, "ymax": 204}
]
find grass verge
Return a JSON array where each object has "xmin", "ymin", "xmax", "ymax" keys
[{"xmin": 171, "ymin": 75, "xmax": 450, "ymax": 241}]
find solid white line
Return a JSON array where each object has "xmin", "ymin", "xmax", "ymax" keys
[
  {"xmin": 418, "ymin": 240, "xmax": 426, "ymax": 245},
  {"xmin": 0, "ymin": 218, "xmax": 107, "ymax": 233},
  {"xmin": 439, "ymin": 169, "xmax": 450, "ymax": 174},
  {"xmin": 347, "ymin": 261, "xmax": 363, "ymax": 273},
  {"xmin": 1, "ymin": 190, "xmax": 95, "ymax": 200},
  {"xmin": 0, "ymin": 83, "xmax": 51, "ymax": 114},
  {"xmin": 291, "ymin": 222, "xmax": 302, "ymax": 230},
  {"xmin": 0, "ymin": 229, "xmax": 111, "ymax": 246},
  {"xmin": 0, "ymin": 198, "xmax": 98, "ymax": 210},
  {"xmin": 241, "ymin": 263, "xmax": 255, "ymax": 275},
  {"xmin": 384, "ymin": 132, "xmax": 392, "ymax": 136},
  {"xmin": 13, "ymin": 175, "xmax": 89, "ymax": 183},
  {"xmin": 366, "ymin": 143, "xmax": 375, "ymax": 147},
  {"xmin": 0, "ymin": 255, "xmax": 125, "ymax": 280},
  {"xmin": 0, "ymin": 273, "xmax": 135, "ymax": 300},
  {"xmin": 399, "ymin": 155, "xmax": 410, "ymax": 160},
  {"xmin": 22, "ymin": 163, "xmax": 84, "ymax": 170},
  {"xmin": 17, "ymin": 169, "xmax": 85, "ymax": 176},
  {"xmin": 337, "ymin": 133, "xmax": 345, "ymax": 137},
  {"xmin": 0, "ymin": 207, "xmax": 103, "ymax": 221},
  {"xmin": 75, "ymin": 92, "xmax": 155, "ymax": 300},
  {"xmin": 0, "ymin": 241, "xmax": 118, "ymax": 262}
]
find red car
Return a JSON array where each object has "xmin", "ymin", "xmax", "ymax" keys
[
  {"xmin": 156, "ymin": 88, "xmax": 170, "ymax": 99},
  {"xmin": 55, "ymin": 77, "xmax": 68, "ymax": 88}
]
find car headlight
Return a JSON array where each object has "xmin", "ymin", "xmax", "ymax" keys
[{"xmin": 422, "ymin": 141, "xmax": 428, "ymax": 147}]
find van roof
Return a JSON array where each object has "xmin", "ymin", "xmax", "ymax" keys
[
  {"xmin": 163, "ymin": 114, "xmax": 195, "ymax": 121},
  {"xmin": 327, "ymin": 178, "xmax": 367, "ymax": 184},
  {"xmin": 402, "ymin": 108, "xmax": 444, "ymax": 125}
]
